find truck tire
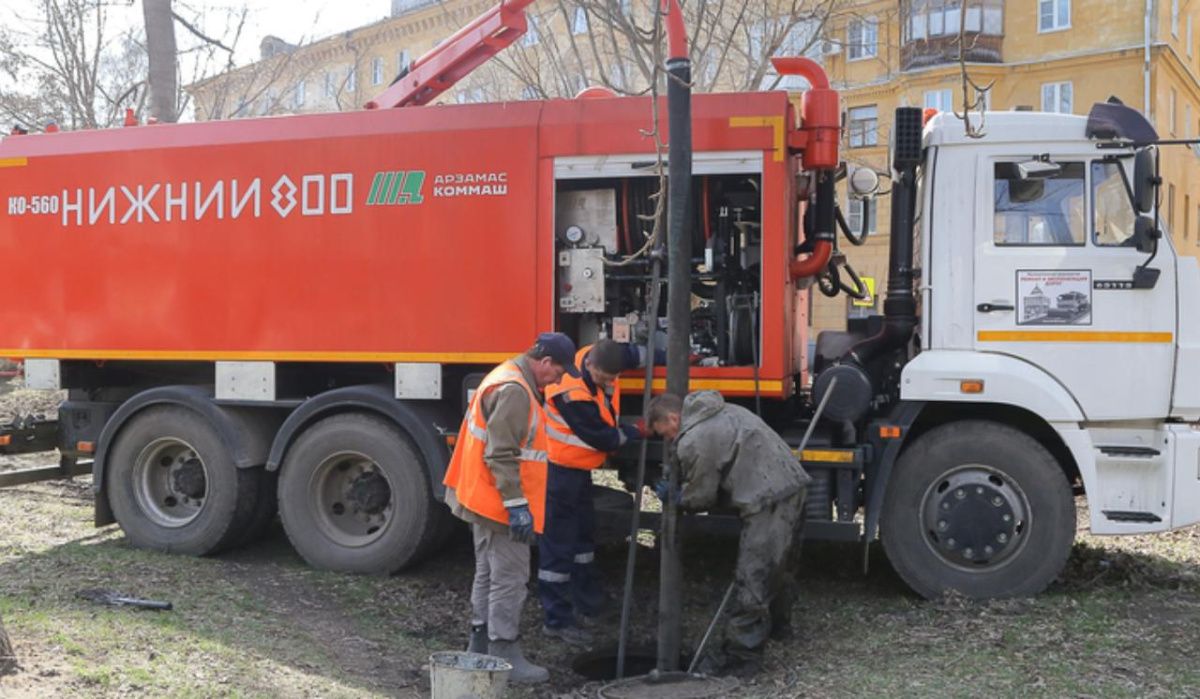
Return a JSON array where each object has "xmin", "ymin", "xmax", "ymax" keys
[
  {"xmin": 880, "ymin": 420, "xmax": 1075, "ymax": 599},
  {"xmin": 277, "ymin": 413, "xmax": 434, "ymax": 573},
  {"xmin": 107, "ymin": 406, "xmax": 261, "ymax": 556},
  {"xmin": 232, "ymin": 468, "xmax": 279, "ymax": 548}
]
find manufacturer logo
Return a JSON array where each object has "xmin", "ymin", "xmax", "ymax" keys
[{"xmin": 366, "ymin": 170, "xmax": 425, "ymax": 205}]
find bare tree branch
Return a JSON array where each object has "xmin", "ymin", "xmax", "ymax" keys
[{"xmin": 171, "ymin": 9, "xmax": 233, "ymax": 53}]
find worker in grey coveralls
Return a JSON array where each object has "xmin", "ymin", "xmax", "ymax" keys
[{"xmin": 646, "ymin": 390, "xmax": 810, "ymax": 675}]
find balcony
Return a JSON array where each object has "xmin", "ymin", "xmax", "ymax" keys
[
  {"xmin": 900, "ymin": 0, "xmax": 1004, "ymax": 71},
  {"xmin": 901, "ymin": 33, "xmax": 1004, "ymax": 71}
]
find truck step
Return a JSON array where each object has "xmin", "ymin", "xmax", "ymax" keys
[
  {"xmin": 1101, "ymin": 510, "xmax": 1163, "ymax": 523},
  {"xmin": 1097, "ymin": 445, "xmax": 1161, "ymax": 457}
]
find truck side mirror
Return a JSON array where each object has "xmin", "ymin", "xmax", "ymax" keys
[
  {"xmin": 1133, "ymin": 148, "xmax": 1157, "ymax": 214},
  {"xmin": 1133, "ymin": 214, "xmax": 1160, "ymax": 254}
]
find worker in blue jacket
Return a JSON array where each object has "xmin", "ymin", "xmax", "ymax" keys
[{"xmin": 538, "ymin": 339, "xmax": 652, "ymax": 647}]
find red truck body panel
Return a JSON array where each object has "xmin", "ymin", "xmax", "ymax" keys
[{"xmin": 0, "ymin": 91, "xmax": 801, "ymax": 396}]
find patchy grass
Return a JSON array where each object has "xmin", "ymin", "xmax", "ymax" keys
[{"xmin": 0, "ymin": 469, "xmax": 1197, "ymax": 698}]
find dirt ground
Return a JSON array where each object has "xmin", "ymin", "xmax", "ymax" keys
[{"xmin": 0, "ymin": 382, "xmax": 1198, "ymax": 698}]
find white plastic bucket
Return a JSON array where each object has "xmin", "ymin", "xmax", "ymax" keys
[{"xmin": 429, "ymin": 651, "xmax": 513, "ymax": 699}]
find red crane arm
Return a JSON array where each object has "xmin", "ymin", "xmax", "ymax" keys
[{"xmin": 365, "ymin": 0, "xmax": 536, "ymax": 109}]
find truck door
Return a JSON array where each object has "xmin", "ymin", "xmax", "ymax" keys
[{"xmin": 973, "ymin": 156, "xmax": 1176, "ymax": 420}]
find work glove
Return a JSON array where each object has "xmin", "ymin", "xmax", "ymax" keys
[
  {"xmin": 619, "ymin": 423, "xmax": 643, "ymax": 444},
  {"xmin": 506, "ymin": 505, "xmax": 536, "ymax": 545},
  {"xmin": 634, "ymin": 418, "xmax": 650, "ymax": 438},
  {"xmin": 653, "ymin": 478, "xmax": 679, "ymax": 505}
]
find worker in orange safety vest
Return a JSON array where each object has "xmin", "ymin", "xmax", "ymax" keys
[
  {"xmin": 537, "ymin": 339, "xmax": 653, "ymax": 648},
  {"xmin": 443, "ymin": 332, "xmax": 579, "ymax": 684}
]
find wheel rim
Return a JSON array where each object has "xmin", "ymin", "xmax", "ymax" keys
[
  {"xmin": 133, "ymin": 437, "xmax": 209, "ymax": 528},
  {"xmin": 920, "ymin": 464, "xmax": 1031, "ymax": 572},
  {"xmin": 309, "ymin": 450, "xmax": 394, "ymax": 548}
]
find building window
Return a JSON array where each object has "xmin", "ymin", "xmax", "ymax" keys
[
  {"xmin": 293, "ymin": 81, "xmax": 306, "ymax": 109},
  {"xmin": 572, "ymin": 6, "xmax": 588, "ymax": 34},
  {"xmin": 1169, "ymin": 184, "xmax": 1176, "ymax": 235},
  {"xmin": 347, "ymin": 65, "xmax": 357, "ymax": 93},
  {"xmin": 1170, "ymin": 89, "xmax": 1178, "ymax": 134},
  {"xmin": 924, "ymin": 88, "xmax": 954, "ymax": 112},
  {"xmin": 609, "ymin": 62, "xmax": 627, "ymax": 90},
  {"xmin": 372, "ymin": 57, "xmax": 385, "ymax": 85},
  {"xmin": 906, "ymin": 0, "xmax": 1003, "ymax": 39},
  {"xmin": 1189, "ymin": 17, "xmax": 1194, "ymax": 56},
  {"xmin": 522, "ymin": 16, "xmax": 540, "ymax": 46},
  {"xmin": 1041, "ymin": 81, "xmax": 1072, "ymax": 114},
  {"xmin": 848, "ymin": 105, "xmax": 878, "ymax": 147},
  {"xmin": 1172, "ymin": 0, "xmax": 1180, "ymax": 37},
  {"xmin": 324, "ymin": 71, "xmax": 335, "ymax": 97},
  {"xmin": 847, "ymin": 17, "xmax": 878, "ymax": 61},
  {"xmin": 398, "ymin": 49, "xmax": 411, "ymax": 73},
  {"xmin": 847, "ymin": 195, "xmax": 878, "ymax": 236},
  {"xmin": 1038, "ymin": 0, "xmax": 1069, "ymax": 32},
  {"xmin": 1186, "ymin": 195, "xmax": 1191, "ymax": 241},
  {"xmin": 977, "ymin": 86, "xmax": 993, "ymax": 111},
  {"xmin": 456, "ymin": 87, "xmax": 486, "ymax": 104}
]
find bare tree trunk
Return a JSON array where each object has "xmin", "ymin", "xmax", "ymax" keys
[
  {"xmin": 143, "ymin": 0, "xmax": 178, "ymax": 123},
  {"xmin": 0, "ymin": 615, "xmax": 16, "ymax": 676}
]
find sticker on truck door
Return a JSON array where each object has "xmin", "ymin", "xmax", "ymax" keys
[{"xmin": 1016, "ymin": 270, "xmax": 1092, "ymax": 325}]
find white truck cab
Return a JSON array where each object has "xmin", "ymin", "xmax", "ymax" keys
[
  {"xmin": 902, "ymin": 109, "xmax": 1200, "ymax": 541},
  {"xmin": 801, "ymin": 101, "xmax": 1200, "ymax": 599}
]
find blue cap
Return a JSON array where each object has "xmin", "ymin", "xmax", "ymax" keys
[{"xmin": 535, "ymin": 332, "xmax": 580, "ymax": 377}]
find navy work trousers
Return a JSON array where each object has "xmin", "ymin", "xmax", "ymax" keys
[{"xmin": 538, "ymin": 463, "xmax": 603, "ymax": 629}]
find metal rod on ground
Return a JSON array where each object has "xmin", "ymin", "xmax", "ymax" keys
[
  {"xmin": 615, "ymin": 250, "xmax": 665, "ymax": 680},
  {"xmin": 686, "ymin": 580, "xmax": 736, "ymax": 675},
  {"xmin": 659, "ymin": 0, "xmax": 692, "ymax": 673}
]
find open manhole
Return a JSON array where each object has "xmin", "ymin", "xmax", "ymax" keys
[
  {"xmin": 573, "ymin": 646, "xmax": 737, "ymax": 698},
  {"xmin": 571, "ymin": 645, "xmax": 689, "ymax": 681}
]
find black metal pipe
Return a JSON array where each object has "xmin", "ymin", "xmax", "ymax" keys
[
  {"xmin": 813, "ymin": 171, "xmax": 837, "ymax": 244},
  {"xmin": 846, "ymin": 166, "xmax": 917, "ymax": 367},
  {"xmin": 659, "ymin": 49, "xmax": 692, "ymax": 675}
]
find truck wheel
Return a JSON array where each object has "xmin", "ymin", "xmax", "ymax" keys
[
  {"xmin": 277, "ymin": 413, "xmax": 433, "ymax": 573},
  {"xmin": 107, "ymin": 406, "xmax": 260, "ymax": 556},
  {"xmin": 880, "ymin": 420, "xmax": 1075, "ymax": 599}
]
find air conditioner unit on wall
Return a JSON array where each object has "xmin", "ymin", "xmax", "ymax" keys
[{"xmin": 821, "ymin": 39, "xmax": 841, "ymax": 56}]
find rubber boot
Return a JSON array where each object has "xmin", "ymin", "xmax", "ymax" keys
[
  {"xmin": 488, "ymin": 639, "xmax": 549, "ymax": 684},
  {"xmin": 466, "ymin": 623, "xmax": 488, "ymax": 654}
]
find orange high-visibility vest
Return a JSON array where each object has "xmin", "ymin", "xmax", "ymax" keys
[
  {"xmin": 443, "ymin": 360, "xmax": 549, "ymax": 532},
  {"xmin": 544, "ymin": 345, "xmax": 621, "ymax": 470}
]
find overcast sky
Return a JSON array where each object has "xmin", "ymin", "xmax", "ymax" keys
[
  {"xmin": 2, "ymin": 1, "xmax": 394, "ymax": 65},
  {"xmin": 214, "ymin": 0, "xmax": 392, "ymax": 61}
]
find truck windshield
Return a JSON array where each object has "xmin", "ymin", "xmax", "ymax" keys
[{"xmin": 993, "ymin": 161, "xmax": 1085, "ymax": 246}]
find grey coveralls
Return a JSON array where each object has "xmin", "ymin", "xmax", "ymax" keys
[{"xmin": 673, "ymin": 390, "xmax": 811, "ymax": 665}]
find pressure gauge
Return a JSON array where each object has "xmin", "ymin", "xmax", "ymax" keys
[{"xmin": 564, "ymin": 225, "xmax": 585, "ymax": 245}]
